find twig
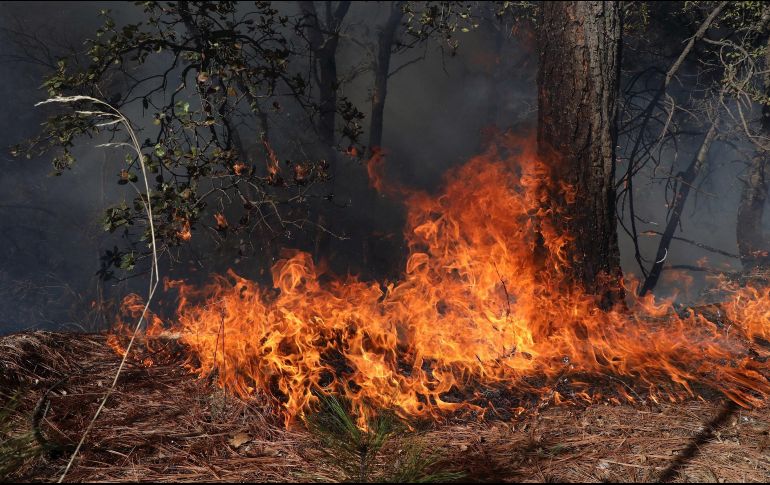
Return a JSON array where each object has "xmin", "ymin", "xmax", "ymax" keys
[
  {"xmin": 664, "ymin": 264, "xmax": 740, "ymax": 277},
  {"xmin": 493, "ymin": 262, "xmax": 512, "ymax": 317},
  {"xmin": 640, "ymin": 91, "xmax": 725, "ymax": 296},
  {"xmin": 641, "ymin": 231, "xmax": 740, "ymax": 259},
  {"xmin": 602, "ymin": 374, "xmax": 647, "ymax": 406},
  {"xmin": 618, "ymin": 1, "xmax": 727, "ymax": 279}
]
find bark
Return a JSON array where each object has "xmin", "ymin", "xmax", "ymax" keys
[
  {"xmin": 736, "ymin": 28, "xmax": 770, "ymax": 271},
  {"xmin": 368, "ymin": 1, "xmax": 405, "ymax": 154},
  {"xmin": 536, "ymin": 1, "xmax": 623, "ymax": 305}
]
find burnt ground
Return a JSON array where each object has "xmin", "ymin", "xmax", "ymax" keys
[{"xmin": 2, "ymin": 331, "xmax": 770, "ymax": 482}]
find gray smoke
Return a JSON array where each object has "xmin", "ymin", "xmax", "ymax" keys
[{"xmin": 0, "ymin": 2, "xmax": 751, "ymax": 334}]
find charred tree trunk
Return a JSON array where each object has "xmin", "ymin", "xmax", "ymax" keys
[
  {"xmin": 536, "ymin": 1, "xmax": 623, "ymax": 305},
  {"xmin": 368, "ymin": 1, "xmax": 404, "ymax": 154},
  {"xmin": 737, "ymin": 31, "xmax": 770, "ymax": 271}
]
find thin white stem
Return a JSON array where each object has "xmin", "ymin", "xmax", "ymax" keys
[{"xmin": 37, "ymin": 96, "xmax": 160, "ymax": 483}]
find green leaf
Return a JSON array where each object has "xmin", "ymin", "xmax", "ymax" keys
[{"xmin": 119, "ymin": 252, "xmax": 136, "ymax": 270}]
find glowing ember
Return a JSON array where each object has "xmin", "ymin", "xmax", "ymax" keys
[{"xmin": 115, "ymin": 135, "xmax": 770, "ymax": 425}]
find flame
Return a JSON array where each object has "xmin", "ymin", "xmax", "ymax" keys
[
  {"xmin": 232, "ymin": 162, "xmax": 247, "ymax": 176},
  {"xmin": 262, "ymin": 136, "xmax": 280, "ymax": 177},
  {"xmin": 366, "ymin": 147, "xmax": 405, "ymax": 198},
  {"xmin": 214, "ymin": 212, "xmax": 229, "ymax": 231},
  {"xmin": 115, "ymin": 134, "xmax": 770, "ymax": 425},
  {"xmin": 178, "ymin": 220, "xmax": 192, "ymax": 242}
]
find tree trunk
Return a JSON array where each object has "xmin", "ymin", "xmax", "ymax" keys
[
  {"xmin": 299, "ymin": 1, "xmax": 351, "ymax": 153},
  {"xmin": 536, "ymin": 1, "xmax": 623, "ymax": 305},
  {"xmin": 368, "ymin": 1, "xmax": 404, "ymax": 154},
  {"xmin": 737, "ymin": 29, "xmax": 770, "ymax": 271},
  {"xmin": 737, "ymin": 155, "xmax": 770, "ymax": 270},
  {"xmin": 299, "ymin": 1, "xmax": 350, "ymax": 263}
]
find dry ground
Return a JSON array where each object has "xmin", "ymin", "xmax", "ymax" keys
[{"xmin": 2, "ymin": 331, "xmax": 770, "ymax": 482}]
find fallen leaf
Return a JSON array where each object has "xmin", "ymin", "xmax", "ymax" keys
[{"xmin": 228, "ymin": 432, "xmax": 251, "ymax": 448}]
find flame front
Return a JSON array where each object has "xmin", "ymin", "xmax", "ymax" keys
[{"xmin": 117, "ymin": 135, "xmax": 770, "ymax": 424}]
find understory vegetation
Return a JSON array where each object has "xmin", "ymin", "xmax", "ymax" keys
[{"xmin": 305, "ymin": 394, "xmax": 465, "ymax": 482}]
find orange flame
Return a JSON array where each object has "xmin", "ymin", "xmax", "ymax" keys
[
  {"xmin": 214, "ymin": 212, "xmax": 229, "ymax": 231},
  {"xmin": 366, "ymin": 148, "xmax": 386, "ymax": 192},
  {"xmin": 262, "ymin": 136, "xmax": 280, "ymax": 177},
  {"xmin": 116, "ymin": 134, "xmax": 770, "ymax": 425},
  {"xmin": 178, "ymin": 220, "xmax": 192, "ymax": 242},
  {"xmin": 232, "ymin": 162, "xmax": 247, "ymax": 176},
  {"xmin": 366, "ymin": 147, "xmax": 405, "ymax": 198}
]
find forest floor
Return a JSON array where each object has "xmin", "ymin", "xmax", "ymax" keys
[{"xmin": 2, "ymin": 331, "xmax": 770, "ymax": 483}]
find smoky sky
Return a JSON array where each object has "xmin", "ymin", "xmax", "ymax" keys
[{"xmin": 0, "ymin": 2, "xmax": 754, "ymax": 334}]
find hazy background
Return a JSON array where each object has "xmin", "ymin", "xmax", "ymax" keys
[{"xmin": 0, "ymin": 2, "xmax": 749, "ymax": 334}]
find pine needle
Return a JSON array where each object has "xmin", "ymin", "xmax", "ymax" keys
[{"xmin": 305, "ymin": 394, "xmax": 464, "ymax": 483}]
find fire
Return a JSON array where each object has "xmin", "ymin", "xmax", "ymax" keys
[
  {"xmin": 262, "ymin": 136, "xmax": 280, "ymax": 178},
  {"xmin": 232, "ymin": 162, "xmax": 247, "ymax": 175},
  {"xmin": 177, "ymin": 220, "xmax": 192, "ymax": 242},
  {"xmin": 214, "ymin": 212, "xmax": 229, "ymax": 231},
  {"xmin": 365, "ymin": 148, "xmax": 386, "ymax": 193},
  {"xmin": 366, "ymin": 147, "xmax": 403, "ymax": 197},
  {"xmin": 115, "ymin": 134, "xmax": 770, "ymax": 425}
]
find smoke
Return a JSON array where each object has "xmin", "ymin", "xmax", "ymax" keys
[
  {"xmin": 0, "ymin": 2, "xmax": 754, "ymax": 334},
  {"xmin": 0, "ymin": 2, "xmax": 139, "ymax": 333}
]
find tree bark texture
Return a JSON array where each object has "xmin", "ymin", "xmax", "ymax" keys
[{"xmin": 536, "ymin": 1, "xmax": 623, "ymax": 304}]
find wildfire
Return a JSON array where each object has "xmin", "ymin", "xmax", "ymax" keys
[{"xmin": 115, "ymin": 134, "xmax": 770, "ymax": 426}]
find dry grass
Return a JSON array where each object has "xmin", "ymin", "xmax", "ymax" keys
[{"xmin": 2, "ymin": 331, "xmax": 770, "ymax": 482}]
